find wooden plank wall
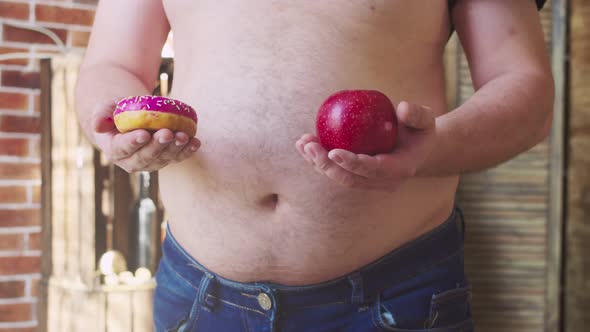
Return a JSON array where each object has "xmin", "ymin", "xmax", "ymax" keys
[
  {"xmin": 48, "ymin": 54, "xmax": 97, "ymax": 287},
  {"xmin": 40, "ymin": 54, "xmax": 157, "ymax": 332},
  {"xmin": 449, "ymin": 3, "xmax": 556, "ymax": 331},
  {"xmin": 47, "ymin": 279, "xmax": 153, "ymax": 332},
  {"xmin": 566, "ymin": 0, "xmax": 590, "ymax": 330}
]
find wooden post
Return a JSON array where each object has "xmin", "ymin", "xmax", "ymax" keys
[
  {"xmin": 94, "ymin": 150, "xmax": 107, "ymax": 268},
  {"xmin": 546, "ymin": 0, "xmax": 567, "ymax": 331},
  {"xmin": 39, "ymin": 58, "xmax": 53, "ymax": 332}
]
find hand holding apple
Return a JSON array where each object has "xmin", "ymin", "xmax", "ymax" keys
[
  {"xmin": 316, "ymin": 90, "xmax": 397, "ymax": 155},
  {"xmin": 296, "ymin": 91, "xmax": 437, "ymax": 192}
]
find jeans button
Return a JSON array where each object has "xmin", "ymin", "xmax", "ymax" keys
[{"xmin": 257, "ymin": 293, "xmax": 272, "ymax": 310}]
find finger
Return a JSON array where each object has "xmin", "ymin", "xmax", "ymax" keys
[
  {"xmin": 296, "ymin": 133, "xmax": 319, "ymax": 149},
  {"xmin": 322, "ymin": 165, "xmax": 368, "ymax": 188},
  {"xmin": 92, "ymin": 99, "xmax": 120, "ymax": 133},
  {"xmin": 127, "ymin": 129, "xmax": 174, "ymax": 169},
  {"xmin": 295, "ymin": 140, "xmax": 312, "ymax": 163},
  {"xmin": 396, "ymin": 101, "xmax": 436, "ymax": 130},
  {"xmin": 328, "ymin": 149, "xmax": 381, "ymax": 178},
  {"xmin": 305, "ymin": 142, "xmax": 356, "ymax": 182},
  {"xmin": 305, "ymin": 142, "xmax": 366, "ymax": 187},
  {"xmin": 109, "ymin": 130, "xmax": 151, "ymax": 160},
  {"xmin": 296, "ymin": 134, "xmax": 318, "ymax": 163},
  {"xmin": 304, "ymin": 142, "xmax": 332, "ymax": 170},
  {"xmin": 158, "ymin": 132, "xmax": 190, "ymax": 161},
  {"xmin": 300, "ymin": 137, "xmax": 325, "ymax": 165},
  {"xmin": 300, "ymin": 133, "xmax": 319, "ymax": 143},
  {"xmin": 175, "ymin": 137, "xmax": 202, "ymax": 161}
]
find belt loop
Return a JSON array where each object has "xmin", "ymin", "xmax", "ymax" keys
[
  {"xmin": 347, "ymin": 272, "xmax": 364, "ymax": 304},
  {"xmin": 197, "ymin": 273, "xmax": 217, "ymax": 310},
  {"xmin": 259, "ymin": 285, "xmax": 280, "ymax": 332}
]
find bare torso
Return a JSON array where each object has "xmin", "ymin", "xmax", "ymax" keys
[{"xmin": 159, "ymin": 0, "xmax": 459, "ymax": 285}]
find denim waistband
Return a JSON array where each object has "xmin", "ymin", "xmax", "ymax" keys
[{"xmin": 161, "ymin": 207, "xmax": 465, "ymax": 312}]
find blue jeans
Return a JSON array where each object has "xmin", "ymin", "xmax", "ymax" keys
[{"xmin": 154, "ymin": 208, "xmax": 474, "ymax": 331}]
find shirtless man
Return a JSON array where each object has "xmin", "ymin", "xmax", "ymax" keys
[{"xmin": 76, "ymin": 1, "xmax": 553, "ymax": 331}]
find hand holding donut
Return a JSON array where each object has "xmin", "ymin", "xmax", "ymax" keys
[{"xmin": 91, "ymin": 95, "xmax": 201, "ymax": 173}]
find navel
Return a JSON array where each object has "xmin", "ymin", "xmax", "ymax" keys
[{"xmin": 258, "ymin": 193, "xmax": 280, "ymax": 210}]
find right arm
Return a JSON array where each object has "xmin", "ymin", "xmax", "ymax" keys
[{"xmin": 75, "ymin": 0, "xmax": 200, "ymax": 172}]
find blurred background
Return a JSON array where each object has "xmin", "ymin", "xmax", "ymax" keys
[{"xmin": 0, "ymin": 0, "xmax": 587, "ymax": 331}]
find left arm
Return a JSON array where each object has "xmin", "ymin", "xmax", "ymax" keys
[{"xmin": 420, "ymin": 0, "xmax": 554, "ymax": 176}]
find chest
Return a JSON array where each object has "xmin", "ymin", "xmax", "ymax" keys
[{"xmin": 162, "ymin": 0, "xmax": 451, "ymax": 49}]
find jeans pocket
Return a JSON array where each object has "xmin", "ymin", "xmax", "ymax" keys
[
  {"xmin": 371, "ymin": 283, "xmax": 474, "ymax": 332},
  {"xmin": 427, "ymin": 284, "xmax": 472, "ymax": 329},
  {"xmin": 374, "ymin": 314, "xmax": 473, "ymax": 332},
  {"xmin": 153, "ymin": 261, "xmax": 201, "ymax": 332}
]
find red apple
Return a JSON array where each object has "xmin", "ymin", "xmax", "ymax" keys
[{"xmin": 316, "ymin": 90, "xmax": 397, "ymax": 155}]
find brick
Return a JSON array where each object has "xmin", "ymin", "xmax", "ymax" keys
[
  {"xmin": 29, "ymin": 278, "xmax": 39, "ymax": 297},
  {"xmin": 0, "ymin": 138, "xmax": 29, "ymax": 157},
  {"xmin": 0, "ymin": 71, "xmax": 40, "ymax": 89},
  {"xmin": 2, "ymin": 24, "xmax": 67, "ymax": 46},
  {"xmin": 0, "ymin": 256, "xmax": 40, "ymax": 275},
  {"xmin": 0, "ymin": 115, "xmax": 41, "ymax": 133},
  {"xmin": 0, "ymin": 47, "xmax": 29, "ymax": 66},
  {"xmin": 35, "ymin": 4, "xmax": 95, "ymax": 26},
  {"xmin": 0, "ymin": 186, "xmax": 27, "ymax": 204},
  {"xmin": 28, "ymin": 138, "xmax": 39, "ymax": 159},
  {"xmin": 0, "ymin": 163, "xmax": 40, "ymax": 180},
  {"xmin": 27, "ymin": 232, "xmax": 39, "ymax": 250},
  {"xmin": 0, "ymin": 303, "xmax": 32, "ymax": 321},
  {"xmin": 0, "ymin": 281, "xmax": 25, "ymax": 298},
  {"xmin": 0, "ymin": 92, "xmax": 28, "ymax": 111},
  {"xmin": 0, "ymin": 1, "xmax": 29, "ymax": 20},
  {"xmin": 70, "ymin": 30, "xmax": 90, "ymax": 48},
  {"xmin": 0, "ymin": 233, "xmax": 25, "ymax": 251},
  {"xmin": 0, "ymin": 209, "xmax": 40, "ymax": 227},
  {"xmin": 33, "ymin": 95, "xmax": 39, "ymax": 113},
  {"xmin": 31, "ymin": 186, "xmax": 40, "ymax": 204}
]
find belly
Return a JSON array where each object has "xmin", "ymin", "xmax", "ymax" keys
[{"xmin": 159, "ymin": 0, "xmax": 458, "ymax": 284}]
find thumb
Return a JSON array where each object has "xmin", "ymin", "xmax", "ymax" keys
[
  {"xmin": 396, "ymin": 101, "xmax": 436, "ymax": 130},
  {"xmin": 92, "ymin": 99, "xmax": 118, "ymax": 133}
]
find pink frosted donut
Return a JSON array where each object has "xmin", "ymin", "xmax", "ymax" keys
[{"xmin": 113, "ymin": 95, "xmax": 198, "ymax": 137}]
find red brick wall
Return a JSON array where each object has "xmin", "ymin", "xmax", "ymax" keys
[{"xmin": 0, "ymin": 1, "xmax": 96, "ymax": 330}]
